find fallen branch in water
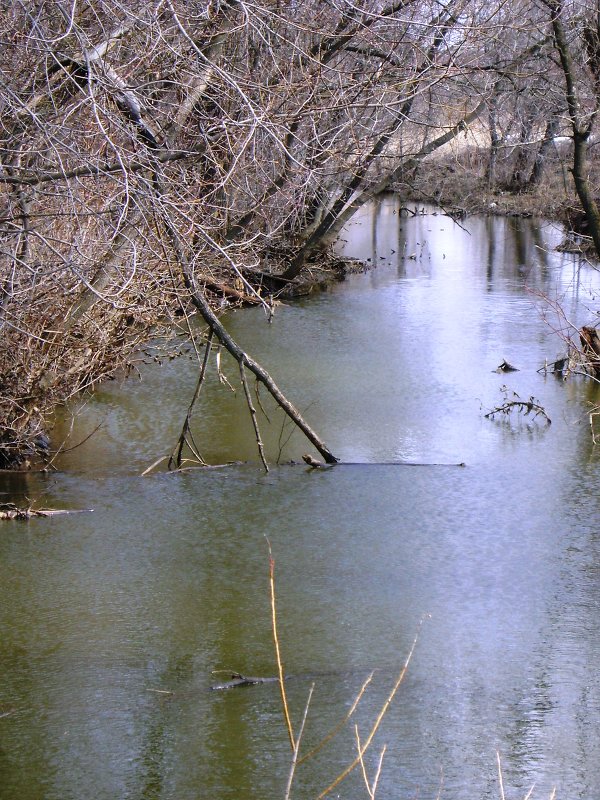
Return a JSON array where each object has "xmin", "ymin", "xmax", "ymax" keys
[
  {"xmin": 159, "ymin": 201, "xmax": 339, "ymax": 468},
  {"xmin": 0, "ymin": 504, "xmax": 93, "ymax": 520},
  {"xmin": 168, "ymin": 330, "xmax": 213, "ymax": 471},
  {"xmin": 484, "ymin": 387, "xmax": 551, "ymax": 426}
]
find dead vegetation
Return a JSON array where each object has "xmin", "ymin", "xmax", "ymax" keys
[{"xmin": 3, "ymin": 0, "xmax": 600, "ymax": 468}]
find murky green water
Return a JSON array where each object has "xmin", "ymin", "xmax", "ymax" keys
[{"xmin": 2, "ymin": 199, "xmax": 600, "ymax": 799}]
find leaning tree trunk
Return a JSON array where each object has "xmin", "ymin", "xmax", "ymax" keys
[{"xmin": 159, "ymin": 201, "xmax": 339, "ymax": 465}]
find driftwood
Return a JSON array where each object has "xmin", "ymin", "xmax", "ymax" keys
[
  {"xmin": 0, "ymin": 504, "xmax": 92, "ymax": 520},
  {"xmin": 297, "ymin": 458, "xmax": 466, "ymax": 467},
  {"xmin": 485, "ymin": 391, "xmax": 551, "ymax": 425}
]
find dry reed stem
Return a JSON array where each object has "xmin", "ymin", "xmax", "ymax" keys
[
  {"xmin": 267, "ymin": 539, "xmax": 295, "ymax": 751},
  {"xmin": 317, "ymin": 620, "xmax": 424, "ymax": 799},
  {"xmin": 497, "ymin": 751, "xmax": 506, "ymax": 800},
  {"xmin": 297, "ymin": 670, "xmax": 374, "ymax": 765},
  {"xmin": 141, "ymin": 455, "xmax": 169, "ymax": 476},
  {"xmin": 370, "ymin": 742, "xmax": 387, "ymax": 798},
  {"xmin": 435, "ymin": 765, "xmax": 445, "ymax": 800},
  {"xmin": 284, "ymin": 683, "xmax": 315, "ymax": 800},
  {"xmin": 355, "ymin": 725, "xmax": 372, "ymax": 798},
  {"xmin": 355, "ymin": 725, "xmax": 387, "ymax": 800}
]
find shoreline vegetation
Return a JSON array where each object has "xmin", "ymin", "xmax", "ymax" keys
[{"xmin": 2, "ymin": 1, "xmax": 600, "ymax": 470}]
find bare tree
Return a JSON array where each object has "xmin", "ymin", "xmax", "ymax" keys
[
  {"xmin": 1, "ymin": 0, "xmax": 588, "ymax": 468},
  {"xmin": 542, "ymin": 0, "xmax": 600, "ymax": 256},
  {"xmin": 0, "ymin": 0, "xmax": 343, "ymax": 467}
]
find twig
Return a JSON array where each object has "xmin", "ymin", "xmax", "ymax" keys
[
  {"xmin": 45, "ymin": 421, "xmax": 103, "ymax": 468},
  {"xmin": 267, "ymin": 539, "xmax": 295, "ymax": 751},
  {"xmin": 298, "ymin": 671, "xmax": 374, "ymax": 765},
  {"xmin": 370, "ymin": 743, "xmax": 387, "ymax": 799},
  {"xmin": 284, "ymin": 683, "xmax": 315, "ymax": 800},
  {"xmin": 141, "ymin": 455, "xmax": 169, "ymax": 477},
  {"xmin": 485, "ymin": 399, "xmax": 551, "ymax": 424},
  {"xmin": 523, "ymin": 783, "xmax": 535, "ymax": 800},
  {"xmin": 355, "ymin": 725, "xmax": 372, "ymax": 799},
  {"xmin": 497, "ymin": 751, "xmax": 506, "ymax": 800},
  {"xmin": 355, "ymin": 725, "xmax": 387, "ymax": 800},
  {"xmin": 435, "ymin": 765, "xmax": 445, "ymax": 800},
  {"xmin": 241, "ymin": 362, "xmax": 269, "ymax": 472},
  {"xmin": 216, "ymin": 349, "xmax": 236, "ymax": 392},
  {"xmin": 168, "ymin": 331, "xmax": 213, "ymax": 469},
  {"xmin": 317, "ymin": 619, "xmax": 425, "ymax": 799},
  {"xmin": 484, "ymin": 388, "xmax": 551, "ymax": 425}
]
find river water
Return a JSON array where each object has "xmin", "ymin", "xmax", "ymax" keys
[{"xmin": 1, "ymin": 198, "xmax": 600, "ymax": 799}]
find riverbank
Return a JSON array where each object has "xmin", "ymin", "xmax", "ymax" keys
[
  {"xmin": 402, "ymin": 140, "xmax": 597, "ymax": 247},
  {"xmin": 1, "ymin": 159, "xmax": 595, "ymax": 472}
]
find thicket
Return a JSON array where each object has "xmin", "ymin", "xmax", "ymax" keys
[{"xmin": 1, "ymin": 0, "xmax": 600, "ymax": 468}]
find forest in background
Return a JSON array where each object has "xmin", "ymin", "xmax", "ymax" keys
[{"xmin": 2, "ymin": 0, "xmax": 600, "ymax": 468}]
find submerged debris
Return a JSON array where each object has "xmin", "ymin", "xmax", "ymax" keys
[
  {"xmin": 0, "ymin": 503, "xmax": 92, "ymax": 521},
  {"xmin": 494, "ymin": 359, "xmax": 519, "ymax": 373},
  {"xmin": 484, "ymin": 387, "xmax": 551, "ymax": 426},
  {"xmin": 210, "ymin": 671, "xmax": 280, "ymax": 691}
]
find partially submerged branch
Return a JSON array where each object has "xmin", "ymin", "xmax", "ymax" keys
[
  {"xmin": 168, "ymin": 331, "xmax": 213, "ymax": 471},
  {"xmin": 485, "ymin": 388, "xmax": 551, "ymax": 426},
  {"xmin": 240, "ymin": 363, "xmax": 269, "ymax": 473},
  {"xmin": 160, "ymin": 205, "xmax": 339, "ymax": 466},
  {"xmin": 0, "ymin": 504, "xmax": 92, "ymax": 520}
]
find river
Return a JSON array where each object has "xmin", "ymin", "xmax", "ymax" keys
[{"xmin": 1, "ymin": 198, "xmax": 600, "ymax": 799}]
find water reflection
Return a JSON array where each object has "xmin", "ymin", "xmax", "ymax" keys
[{"xmin": 2, "ymin": 199, "xmax": 600, "ymax": 799}]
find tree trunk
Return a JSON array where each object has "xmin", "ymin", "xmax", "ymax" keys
[
  {"xmin": 509, "ymin": 112, "xmax": 536, "ymax": 192},
  {"xmin": 546, "ymin": 0, "xmax": 600, "ymax": 258},
  {"xmin": 485, "ymin": 90, "xmax": 501, "ymax": 190},
  {"xmin": 526, "ymin": 115, "xmax": 560, "ymax": 188}
]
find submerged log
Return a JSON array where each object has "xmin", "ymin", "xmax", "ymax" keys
[
  {"xmin": 302, "ymin": 453, "xmax": 330, "ymax": 468},
  {"xmin": 210, "ymin": 672, "xmax": 281, "ymax": 691}
]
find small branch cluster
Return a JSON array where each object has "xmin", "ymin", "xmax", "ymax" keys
[{"xmin": 485, "ymin": 387, "xmax": 552, "ymax": 426}]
